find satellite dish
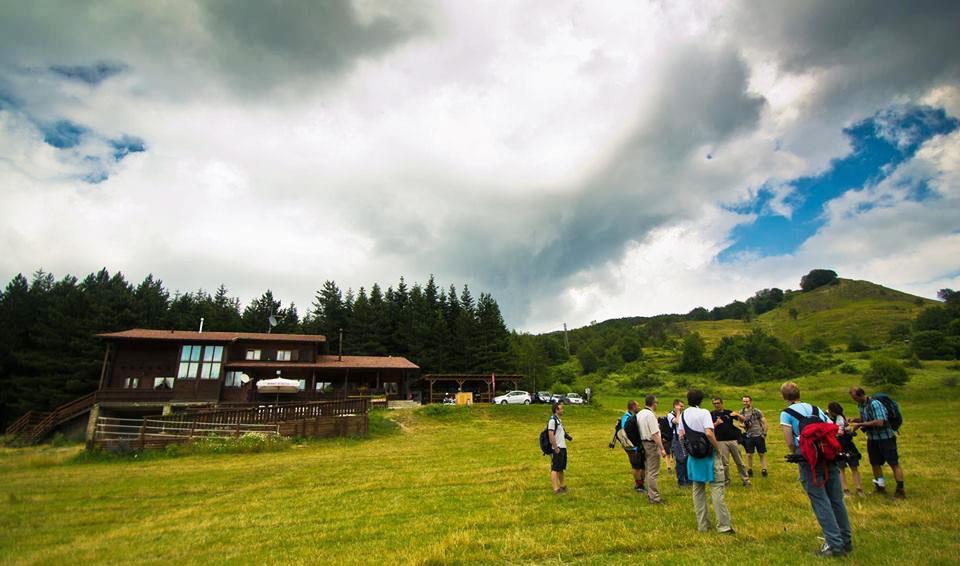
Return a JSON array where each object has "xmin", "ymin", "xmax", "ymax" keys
[{"xmin": 268, "ymin": 314, "xmax": 278, "ymax": 327}]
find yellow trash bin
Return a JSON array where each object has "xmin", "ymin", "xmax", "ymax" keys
[{"xmin": 456, "ymin": 392, "xmax": 474, "ymax": 406}]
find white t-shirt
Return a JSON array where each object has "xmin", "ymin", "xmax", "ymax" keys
[
  {"xmin": 678, "ymin": 406, "xmax": 714, "ymax": 436},
  {"xmin": 547, "ymin": 415, "xmax": 566, "ymax": 449},
  {"xmin": 637, "ymin": 408, "xmax": 660, "ymax": 441}
]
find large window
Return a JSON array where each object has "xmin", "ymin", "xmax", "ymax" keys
[
  {"xmin": 245, "ymin": 349, "xmax": 261, "ymax": 361},
  {"xmin": 277, "ymin": 350, "xmax": 299, "ymax": 362},
  {"xmin": 178, "ymin": 344, "xmax": 223, "ymax": 379},
  {"xmin": 298, "ymin": 379, "xmax": 306, "ymax": 392},
  {"xmin": 201, "ymin": 345, "xmax": 224, "ymax": 379},
  {"xmin": 178, "ymin": 345, "xmax": 202, "ymax": 379}
]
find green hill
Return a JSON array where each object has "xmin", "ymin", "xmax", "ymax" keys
[{"xmin": 684, "ymin": 278, "xmax": 936, "ymax": 350}]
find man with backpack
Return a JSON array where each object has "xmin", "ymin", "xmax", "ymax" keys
[
  {"xmin": 849, "ymin": 387, "xmax": 905, "ymax": 499},
  {"xmin": 609, "ymin": 400, "xmax": 645, "ymax": 492},
  {"xmin": 739, "ymin": 395, "xmax": 768, "ymax": 478},
  {"xmin": 637, "ymin": 395, "xmax": 668, "ymax": 504},
  {"xmin": 678, "ymin": 389, "xmax": 734, "ymax": 534},
  {"xmin": 711, "ymin": 397, "xmax": 751, "ymax": 487},
  {"xmin": 779, "ymin": 381, "xmax": 852, "ymax": 557},
  {"xmin": 546, "ymin": 401, "xmax": 572, "ymax": 494}
]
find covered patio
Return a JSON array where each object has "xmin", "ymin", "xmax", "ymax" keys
[{"xmin": 421, "ymin": 374, "xmax": 525, "ymax": 404}]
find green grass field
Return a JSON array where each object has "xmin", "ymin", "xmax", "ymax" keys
[{"xmin": 2, "ymin": 358, "xmax": 959, "ymax": 564}]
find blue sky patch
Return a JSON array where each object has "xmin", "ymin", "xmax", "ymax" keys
[
  {"xmin": 42, "ymin": 119, "xmax": 89, "ymax": 149},
  {"xmin": 49, "ymin": 61, "xmax": 128, "ymax": 86},
  {"xmin": 719, "ymin": 105, "xmax": 958, "ymax": 261},
  {"xmin": 110, "ymin": 135, "xmax": 146, "ymax": 161}
]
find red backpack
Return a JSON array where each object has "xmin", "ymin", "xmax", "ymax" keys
[{"xmin": 784, "ymin": 405, "xmax": 841, "ymax": 488}]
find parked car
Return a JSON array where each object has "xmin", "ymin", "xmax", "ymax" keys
[
  {"xmin": 565, "ymin": 393, "xmax": 585, "ymax": 405},
  {"xmin": 493, "ymin": 390, "xmax": 532, "ymax": 405},
  {"xmin": 535, "ymin": 391, "xmax": 553, "ymax": 404},
  {"xmin": 549, "ymin": 393, "xmax": 565, "ymax": 404}
]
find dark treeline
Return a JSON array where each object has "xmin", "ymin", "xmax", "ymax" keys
[{"xmin": 0, "ymin": 269, "xmax": 511, "ymax": 427}]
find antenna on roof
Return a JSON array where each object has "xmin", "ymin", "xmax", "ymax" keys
[{"xmin": 198, "ymin": 317, "xmax": 205, "ymax": 333}]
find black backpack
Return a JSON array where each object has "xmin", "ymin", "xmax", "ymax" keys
[
  {"xmin": 658, "ymin": 415, "xmax": 673, "ymax": 445},
  {"xmin": 623, "ymin": 413, "xmax": 642, "ymax": 446},
  {"xmin": 539, "ymin": 415, "xmax": 559, "ymax": 455},
  {"xmin": 682, "ymin": 412, "xmax": 713, "ymax": 458}
]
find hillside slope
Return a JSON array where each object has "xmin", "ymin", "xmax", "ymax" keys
[{"xmin": 684, "ymin": 278, "xmax": 936, "ymax": 349}]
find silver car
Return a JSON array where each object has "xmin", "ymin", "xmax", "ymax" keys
[{"xmin": 493, "ymin": 390, "xmax": 531, "ymax": 405}]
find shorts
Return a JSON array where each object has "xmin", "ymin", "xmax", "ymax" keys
[
  {"xmin": 551, "ymin": 448, "xmax": 568, "ymax": 472},
  {"xmin": 867, "ymin": 437, "xmax": 899, "ymax": 467},
  {"xmin": 626, "ymin": 448, "xmax": 644, "ymax": 470},
  {"xmin": 743, "ymin": 436, "xmax": 767, "ymax": 454}
]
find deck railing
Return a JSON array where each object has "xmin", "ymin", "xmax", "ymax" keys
[
  {"xmin": 92, "ymin": 416, "xmax": 279, "ymax": 450},
  {"xmin": 165, "ymin": 397, "xmax": 370, "ymax": 426}
]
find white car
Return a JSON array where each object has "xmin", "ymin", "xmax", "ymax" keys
[
  {"xmin": 494, "ymin": 390, "xmax": 531, "ymax": 405},
  {"xmin": 565, "ymin": 393, "xmax": 585, "ymax": 405}
]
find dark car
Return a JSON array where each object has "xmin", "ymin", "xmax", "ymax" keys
[{"xmin": 535, "ymin": 391, "xmax": 552, "ymax": 404}]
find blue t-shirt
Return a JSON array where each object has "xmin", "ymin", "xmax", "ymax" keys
[{"xmin": 779, "ymin": 402, "xmax": 827, "ymax": 445}]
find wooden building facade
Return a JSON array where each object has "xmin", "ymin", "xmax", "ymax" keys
[{"xmin": 95, "ymin": 329, "xmax": 420, "ymax": 415}]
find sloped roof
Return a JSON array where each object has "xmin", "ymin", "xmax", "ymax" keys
[
  {"xmin": 97, "ymin": 328, "xmax": 326, "ymax": 343},
  {"xmin": 226, "ymin": 355, "xmax": 419, "ymax": 370}
]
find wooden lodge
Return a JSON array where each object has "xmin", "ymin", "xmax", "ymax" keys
[{"xmin": 5, "ymin": 328, "xmax": 419, "ymax": 447}]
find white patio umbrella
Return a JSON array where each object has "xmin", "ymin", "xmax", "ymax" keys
[{"xmin": 256, "ymin": 377, "xmax": 300, "ymax": 405}]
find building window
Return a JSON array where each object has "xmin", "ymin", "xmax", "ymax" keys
[
  {"xmin": 385, "ymin": 382, "xmax": 399, "ymax": 395},
  {"xmin": 177, "ymin": 345, "xmax": 202, "ymax": 379},
  {"xmin": 277, "ymin": 350, "xmax": 299, "ymax": 362},
  {"xmin": 298, "ymin": 379, "xmax": 306, "ymax": 392},
  {"xmin": 153, "ymin": 377, "xmax": 174, "ymax": 390},
  {"xmin": 124, "ymin": 378, "xmax": 139, "ymax": 389},
  {"xmin": 201, "ymin": 345, "xmax": 224, "ymax": 379},
  {"xmin": 315, "ymin": 382, "xmax": 333, "ymax": 393},
  {"xmin": 245, "ymin": 349, "xmax": 261, "ymax": 361},
  {"xmin": 225, "ymin": 371, "xmax": 250, "ymax": 388}
]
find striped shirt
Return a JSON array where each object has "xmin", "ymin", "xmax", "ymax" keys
[{"xmin": 858, "ymin": 398, "xmax": 896, "ymax": 440}]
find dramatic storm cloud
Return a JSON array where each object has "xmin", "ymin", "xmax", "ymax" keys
[{"xmin": 0, "ymin": 1, "xmax": 957, "ymax": 332}]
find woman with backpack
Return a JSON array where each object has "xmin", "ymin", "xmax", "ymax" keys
[
  {"xmin": 678, "ymin": 389, "xmax": 734, "ymax": 534},
  {"xmin": 827, "ymin": 402, "xmax": 864, "ymax": 497}
]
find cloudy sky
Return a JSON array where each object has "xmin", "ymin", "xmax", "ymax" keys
[{"xmin": 1, "ymin": 1, "xmax": 958, "ymax": 332}]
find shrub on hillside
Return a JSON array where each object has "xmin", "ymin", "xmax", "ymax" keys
[
  {"xmin": 838, "ymin": 363, "xmax": 860, "ymax": 374},
  {"xmin": 847, "ymin": 334, "xmax": 870, "ymax": 353},
  {"xmin": 943, "ymin": 376, "xmax": 958, "ymax": 388},
  {"xmin": 624, "ymin": 369, "xmax": 664, "ymax": 390},
  {"xmin": 678, "ymin": 332, "xmax": 707, "ymax": 372},
  {"xmin": 907, "ymin": 353, "xmax": 922, "ymax": 368},
  {"xmin": 713, "ymin": 328, "xmax": 799, "ymax": 384},
  {"xmin": 863, "ymin": 358, "xmax": 910, "ymax": 388},
  {"xmin": 805, "ymin": 337, "xmax": 830, "ymax": 354},
  {"xmin": 721, "ymin": 359, "xmax": 756, "ymax": 385},
  {"xmin": 800, "ymin": 269, "xmax": 838, "ymax": 292},
  {"xmin": 911, "ymin": 330, "xmax": 957, "ymax": 360},
  {"xmin": 888, "ymin": 323, "xmax": 912, "ymax": 343}
]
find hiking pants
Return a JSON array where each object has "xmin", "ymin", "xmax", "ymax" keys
[
  {"xmin": 799, "ymin": 461, "xmax": 851, "ymax": 551},
  {"xmin": 692, "ymin": 456, "xmax": 732, "ymax": 533},
  {"xmin": 718, "ymin": 440, "xmax": 749, "ymax": 483},
  {"xmin": 642, "ymin": 440, "xmax": 662, "ymax": 502},
  {"xmin": 672, "ymin": 437, "xmax": 689, "ymax": 485}
]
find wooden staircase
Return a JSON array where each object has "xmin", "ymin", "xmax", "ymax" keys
[{"xmin": 4, "ymin": 392, "xmax": 97, "ymax": 446}]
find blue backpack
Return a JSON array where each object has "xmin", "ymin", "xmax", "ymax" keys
[{"xmin": 872, "ymin": 394, "xmax": 903, "ymax": 432}]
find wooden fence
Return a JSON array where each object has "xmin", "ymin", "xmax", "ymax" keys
[
  {"xmin": 170, "ymin": 398, "xmax": 370, "ymax": 425},
  {"xmin": 92, "ymin": 416, "xmax": 279, "ymax": 450}
]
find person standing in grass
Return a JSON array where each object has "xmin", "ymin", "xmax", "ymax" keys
[
  {"xmin": 679, "ymin": 389, "xmax": 734, "ymax": 535},
  {"xmin": 637, "ymin": 395, "xmax": 668, "ymax": 504},
  {"xmin": 668, "ymin": 399, "xmax": 690, "ymax": 487},
  {"xmin": 739, "ymin": 395, "xmax": 768, "ymax": 478},
  {"xmin": 614, "ymin": 400, "xmax": 646, "ymax": 493},
  {"xmin": 849, "ymin": 387, "xmax": 905, "ymax": 499},
  {"xmin": 548, "ymin": 401, "xmax": 572, "ymax": 494},
  {"xmin": 711, "ymin": 397, "xmax": 751, "ymax": 487},
  {"xmin": 779, "ymin": 381, "xmax": 852, "ymax": 557},
  {"xmin": 827, "ymin": 401, "xmax": 864, "ymax": 497}
]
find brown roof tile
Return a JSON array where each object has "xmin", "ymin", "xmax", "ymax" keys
[{"xmin": 97, "ymin": 328, "xmax": 326, "ymax": 344}]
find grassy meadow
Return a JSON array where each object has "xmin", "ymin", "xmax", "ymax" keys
[{"xmin": 2, "ymin": 356, "xmax": 960, "ymax": 564}]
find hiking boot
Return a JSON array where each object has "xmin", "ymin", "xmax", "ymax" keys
[
  {"xmin": 719, "ymin": 528, "xmax": 736, "ymax": 535},
  {"xmin": 559, "ymin": 486, "xmax": 568, "ymax": 493},
  {"xmin": 748, "ymin": 469, "xmax": 754, "ymax": 477},
  {"xmin": 872, "ymin": 485, "xmax": 887, "ymax": 495},
  {"xmin": 844, "ymin": 543, "xmax": 853, "ymax": 553},
  {"xmin": 761, "ymin": 469, "xmax": 768, "ymax": 478},
  {"xmin": 843, "ymin": 489, "xmax": 851, "ymax": 497},
  {"xmin": 894, "ymin": 489, "xmax": 906, "ymax": 500},
  {"xmin": 635, "ymin": 486, "xmax": 647, "ymax": 494},
  {"xmin": 816, "ymin": 543, "xmax": 846, "ymax": 557}
]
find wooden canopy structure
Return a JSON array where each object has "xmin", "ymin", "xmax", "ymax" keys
[{"xmin": 422, "ymin": 374, "xmax": 525, "ymax": 404}]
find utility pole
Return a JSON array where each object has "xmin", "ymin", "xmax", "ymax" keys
[
  {"xmin": 563, "ymin": 323, "xmax": 570, "ymax": 355},
  {"xmin": 338, "ymin": 328, "xmax": 343, "ymax": 361}
]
